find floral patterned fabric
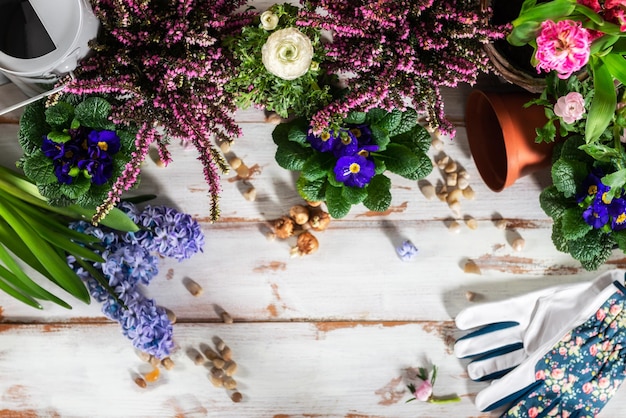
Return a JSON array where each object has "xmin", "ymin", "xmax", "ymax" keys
[{"xmin": 504, "ymin": 285, "xmax": 626, "ymax": 417}]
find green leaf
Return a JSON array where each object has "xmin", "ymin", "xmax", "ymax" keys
[
  {"xmin": 602, "ymin": 53, "xmax": 626, "ymax": 86},
  {"xmin": 539, "ymin": 185, "xmax": 571, "ymax": 220},
  {"xmin": 370, "ymin": 125, "xmax": 390, "ymax": 149},
  {"xmin": 18, "ymin": 100, "xmax": 49, "ymax": 155},
  {"xmin": 21, "ymin": 152, "xmax": 57, "ymax": 185},
  {"xmin": 578, "ymin": 143, "xmax": 621, "ymax": 162},
  {"xmin": 551, "ymin": 159, "xmax": 588, "ymax": 198},
  {"xmin": 0, "ymin": 200, "xmax": 89, "ymax": 303},
  {"xmin": 392, "ymin": 124, "xmax": 432, "ymax": 154},
  {"xmin": 365, "ymin": 108, "xmax": 388, "ymax": 125},
  {"xmin": 614, "ymin": 230, "xmax": 626, "ymax": 253},
  {"xmin": 585, "ymin": 57, "xmax": 617, "ymax": 142},
  {"xmin": 561, "ymin": 207, "xmax": 593, "ymax": 241},
  {"xmin": 601, "ymin": 169, "xmax": 626, "ymax": 200},
  {"xmin": 45, "ymin": 101, "xmax": 75, "ymax": 129},
  {"xmin": 568, "ymin": 229, "xmax": 614, "ymax": 270},
  {"xmin": 551, "ymin": 218, "xmax": 570, "ymax": 253},
  {"xmin": 0, "ymin": 242, "xmax": 69, "ymax": 308},
  {"xmin": 275, "ymin": 142, "xmax": 310, "ymax": 171},
  {"xmin": 272, "ymin": 122, "xmax": 292, "ymax": 145},
  {"xmin": 301, "ymin": 153, "xmax": 333, "ymax": 181},
  {"xmin": 392, "ymin": 108, "xmax": 418, "ymax": 136},
  {"xmin": 74, "ymin": 97, "xmax": 113, "ymax": 130},
  {"xmin": 0, "ymin": 270, "xmax": 42, "ymax": 309},
  {"xmin": 344, "ymin": 112, "xmax": 367, "ymax": 125},
  {"xmin": 377, "ymin": 143, "xmax": 428, "ymax": 178},
  {"xmin": 377, "ymin": 109, "xmax": 402, "ymax": 134},
  {"xmin": 342, "ymin": 185, "xmax": 368, "ymax": 205},
  {"xmin": 401, "ymin": 152, "xmax": 433, "ymax": 180},
  {"xmin": 287, "ymin": 123, "xmax": 309, "ymax": 145},
  {"xmin": 363, "ymin": 174, "xmax": 392, "ymax": 213},
  {"xmin": 296, "ymin": 176, "xmax": 326, "ymax": 202},
  {"xmin": 511, "ymin": 0, "xmax": 576, "ymax": 26},
  {"xmin": 325, "ymin": 184, "xmax": 352, "ymax": 218},
  {"xmin": 60, "ymin": 175, "xmax": 91, "ymax": 200},
  {"xmin": 46, "ymin": 131, "xmax": 72, "ymax": 143}
]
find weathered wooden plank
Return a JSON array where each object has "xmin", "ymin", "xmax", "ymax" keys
[
  {"xmin": 0, "ymin": 219, "xmax": 615, "ymax": 322},
  {"xmin": 0, "ymin": 322, "xmax": 624, "ymax": 417}
]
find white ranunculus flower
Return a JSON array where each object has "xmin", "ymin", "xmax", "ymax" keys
[
  {"xmin": 260, "ymin": 11, "xmax": 279, "ymax": 31},
  {"xmin": 261, "ymin": 28, "xmax": 314, "ymax": 81}
]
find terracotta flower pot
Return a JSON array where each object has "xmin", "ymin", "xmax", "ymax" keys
[{"xmin": 465, "ymin": 89, "xmax": 556, "ymax": 192}]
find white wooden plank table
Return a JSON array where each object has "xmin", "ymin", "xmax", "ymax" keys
[{"xmin": 1, "ymin": 76, "xmax": 625, "ymax": 418}]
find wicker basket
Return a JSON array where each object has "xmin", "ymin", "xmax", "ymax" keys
[{"xmin": 481, "ymin": 0, "xmax": 547, "ymax": 94}]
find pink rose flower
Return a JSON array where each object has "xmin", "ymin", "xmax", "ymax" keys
[
  {"xmin": 529, "ymin": 406, "xmax": 539, "ymax": 418},
  {"xmin": 413, "ymin": 380, "xmax": 433, "ymax": 402},
  {"xmin": 554, "ymin": 92, "xmax": 586, "ymax": 123},
  {"xmin": 535, "ymin": 20, "xmax": 591, "ymax": 79},
  {"xmin": 559, "ymin": 346, "xmax": 568, "ymax": 356},
  {"xmin": 536, "ymin": 370, "xmax": 546, "ymax": 380},
  {"xmin": 583, "ymin": 381, "xmax": 594, "ymax": 394},
  {"xmin": 590, "ymin": 344, "xmax": 598, "ymax": 356},
  {"xmin": 551, "ymin": 368, "xmax": 565, "ymax": 380},
  {"xmin": 597, "ymin": 308, "xmax": 607, "ymax": 321},
  {"xmin": 610, "ymin": 303, "xmax": 622, "ymax": 315}
]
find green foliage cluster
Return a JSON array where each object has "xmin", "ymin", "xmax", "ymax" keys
[
  {"xmin": 17, "ymin": 95, "xmax": 136, "ymax": 207},
  {"xmin": 540, "ymin": 135, "xmax": 626, "ymax": 270},
  {"xmin": 273, "ymin": 108, "xmax": 433, "ymax": 218},
  {"xmin": 224, "ymin": 3, "xmax": 334, "ymax": 118}
]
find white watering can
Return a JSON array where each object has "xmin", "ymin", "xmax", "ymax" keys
[{"xmin": 0, "ymin": 0, "xmax": 99, "ymax": 115}]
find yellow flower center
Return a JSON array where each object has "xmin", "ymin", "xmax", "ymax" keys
[
  {"xmin": 349, "ymin": 163, "xmax": 361, "ymax": 174},
  {"xmin": 98, "ymin": 141, "xmax": 109, "ymax": 151},
  {"xmin": 350, "ymin": 128, "xmax": 362, "ymax": 138},
  {"xmin": 602, "ymin": 192, "xmax": 612, "ymax": 204},
  {"xmin": 588, "ymin": 185, "xmax": 597, "ymax": 195},
  {"xmin": 618, "ymin": 213, "xmax": 626, "ymax": 224},
  {"xmin": 341, "ymin": 135, "xmax": 352, "ymax": 145},
  {"xmin": 321, "ymin": 132, "xmax": 331, "ymax": 142}
]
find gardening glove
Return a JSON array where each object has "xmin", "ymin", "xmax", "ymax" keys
[
  {"xmin": 454, "ymin": 269, "xmax": 626, "ymax": 414},
  {"xmin": 455, "ymin": 269, "xmax": 625, "ymax": 382}
]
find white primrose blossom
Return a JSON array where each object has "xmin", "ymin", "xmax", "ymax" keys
[
  {"xmin": 261, "ymin": 28, "xmax": 313, "ymax": 81},
  {"xmin": 260, "ymin": 10, "xmax": 279, "ymax": 31}
]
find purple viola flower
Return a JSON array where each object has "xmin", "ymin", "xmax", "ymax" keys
[
  {"xmin": 41, "ymin": 137, "xmax": 67, "ymax": 159},
  {"xmin": 87, "ymin": 129, "xmax": 121, "ymax": 155},
  {"xmin": 577, "ymin": 170, "xmax": 609, "ymax": 203},
  {"xmin": 78, "ymin": 156, "xmax": 114, "ymax": 185},
  {"xmin": 53, "ymin": 161, "xmax": 75, "ymax": 185},
  {"xmin": 334, "ymin": 154, "xmax": 376, "ymax": 188},
  {"xmin": 332, "ymin": 129, "xmax": 359, "ymax": 158},
  {"xmin": 609, "ymin": 198, "xmax": 626, "ymax": 231},
  {"xmin": 582, "ymin": 200, "xmax": 610, "ymax": 229},
  {"xmin": 349, "ymin": 124, "xmax": 373, "ymax": 144},
  {"xmin": 306, "ymin": 129, "xmax": 339, "ymax": 153}
]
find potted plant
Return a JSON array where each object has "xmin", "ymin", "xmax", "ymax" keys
[
  {"xmin": 272, "ymin": 107, "xmax": 433, "ymax": 218},
  {"xmin": 17, "ymin": 94, "xmax": 136, "ymax": 208},
  {"xmin": 506, "ymin": 0, "xmax": 626, "ymax": 269},
  {"xmin": 224, "ymin": 3, "xmax": 335, "ymax": 119}
]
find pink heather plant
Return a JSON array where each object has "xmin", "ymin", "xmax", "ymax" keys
[
  {"xmin": 63, "ymin": 0, "xmax": 253, "ymax": 223},
  {"xmin": 298, "ymin": 0, "xmax": 506, "ymax": 137},
  {"xmin": 535, "ymin": 19, "xmax": 592, "ymax": 79}
]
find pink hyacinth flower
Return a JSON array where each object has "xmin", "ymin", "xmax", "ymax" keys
[
  {"xmin": 605, "ymin": 0, "xmax": 626, "ymax": 32},
  {"xmin": 535, "ymin": 20, "xmax": 591, "ymax": 79},
  {"xmin": 554, "ymin": 91, "xmax": 586, "ymax": 123},
  {"xmin": 413, "ymin": 380, "xmax": 433, "ymax": 402}
]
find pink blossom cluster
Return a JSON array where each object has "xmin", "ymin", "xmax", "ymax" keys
[
  {"xmin": 535, "ymin": 19, "xmax": 591, "ymax": 79},
  {"xmin": 65, "ymin": 0, "xmax": 253, "ymax": 222},
  {"xmin": 579, "ymin": 0, "xmax": 626, "ymax": 31},
  {"xmin": 297, "ymin": 0, "xmax": 506, "ymax": 137}
]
